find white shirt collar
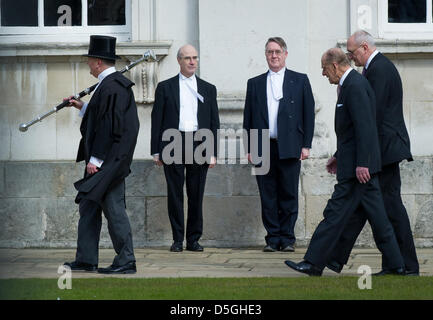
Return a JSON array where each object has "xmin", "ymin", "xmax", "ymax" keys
[
  {"xmin": 339, "ymin": 67, "xmax": 353, "ymax": 86},
  {"xmin": 365, "ymin": 50, "xmax": 379, "ymax": 70},
  {"xmin": 269, "ymin": 68, "xmax": 285, "ymax": 76},
  {"xmin": 179, "ymin": 73, "xmax": 196, "ymax": 81},
  {"xmin": 98, "ymin": 66, "xmax": 116, "ymax": 83}
]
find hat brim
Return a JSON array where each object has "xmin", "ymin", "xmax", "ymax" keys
[{"xmin": 83, "ymin": 54, "xmax": 121, "ymax": 60}]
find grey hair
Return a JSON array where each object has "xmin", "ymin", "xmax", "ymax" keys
[
  {"xmin": 322, "ymin": 47, "xmax": 351, "ymax": 67},
  {"xmin": 352, "ymin": 30, "xmax": 375, "ymax": 47},
  {"xmin": 265, "ymin": 37, "xmax": 288, "ymax": 52}
]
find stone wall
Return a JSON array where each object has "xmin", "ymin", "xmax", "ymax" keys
[{"xmin": 1, "ymin": 158, "xmax": 431, "ymax": 248}]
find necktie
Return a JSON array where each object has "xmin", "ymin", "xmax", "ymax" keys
[
  {"xmin": 270, "ymin": 73, "xmax": 283, "ymax": 100},
  {"xmin": 337, "ymin": 84, "xmax": 341, "ymax": 97},
  {"xmin": 362, "ymin": 67, "xmax": 367, "ymax": 76}
]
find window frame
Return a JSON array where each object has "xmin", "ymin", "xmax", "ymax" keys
[
  {"xmin": 378, "ymin": 0, "xmax": 433, "ymax": 39},
  {"xmin": 0, "ymin": 0, "xmax": 131, "ymax": 43}
]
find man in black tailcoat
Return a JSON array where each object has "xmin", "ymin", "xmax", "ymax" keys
[{"xmin": 64, "ymin": 35, "xmax": 139, "ymax": 274}]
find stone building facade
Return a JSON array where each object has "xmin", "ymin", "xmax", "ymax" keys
[{"xmin": 0, "ymin": 0, "xmax": 432, "ymax": 248}]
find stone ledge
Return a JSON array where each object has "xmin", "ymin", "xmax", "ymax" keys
[
  {"xmin": 337, "ymin": 39, "xmax": 433, "ymax": 54},
  {"xmin": 0, "ymin": 41, "xmax": 172, "ymax": 57}
]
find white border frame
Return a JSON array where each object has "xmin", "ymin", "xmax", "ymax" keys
[
  {"xmin": 378, "ymin": 0, "xmax": 433, "ymax": 39},
  {"xmin": 0, "ymin": 0, "xmax": 132, "ymax": 43}
]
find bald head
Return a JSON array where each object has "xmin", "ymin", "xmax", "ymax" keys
[
  {"xmin": 347, "ymin": 30, "xmax": 376, "ymax": 67},
  {"xmin": 177, "ymin": 44, "xmax": 199, "ymax": 77},
  {"xmin": 177, "ymin": 44, "xmax": 198, "ymax": 59}
]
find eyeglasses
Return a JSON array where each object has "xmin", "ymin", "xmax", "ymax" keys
[
  {"xmin": 181, "ymin": 56, "xmax": 199, "ymax": 62},
  {"xmin": 265, "ymin": 50, "xmax": 284, "ymax": 56},
  {"xmin": 346, "ymin": 45, "xmax": 363, "ymax": 57}
]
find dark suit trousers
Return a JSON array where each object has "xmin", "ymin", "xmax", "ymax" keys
[
  {"xmin": 256, "ymin": 139, "xmax": 301, "ymax": 248},
  {"xmin": 75, "ymin": 180, "xmax": 135, "ymax": 266},
  {"xmin": 163, "ymin": 134, "xmax": 209, "ymax": 244},
  {"xmin": 329, "ymin": 162, "xmax": 419, "ymax": 272},
  {"xmin": 304, "ymin": 175, "xmax": 404, "ymax": 270}
]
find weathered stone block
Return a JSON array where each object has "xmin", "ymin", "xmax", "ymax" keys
[
  {"xmin": 0, "ymin": 162, "xmax": 4, "ymax": 197},
  {"xmin": 44, "ymin": 197, "xmax": 79, "ymax": 242},
  {"xmin": 401, "ymin": 158, "xmax": 433, "ymax": 194},
  {"xmin": 127, "ymin": 161, "xmax": 167, "ymax": 197},
  {"xmin": 5, "ymin": 162, "xmax": 82, "ymax": 198},
  {"xmin": 145, "ymin": 197, "xmax": 172, "ymax": 241},
  {"xmin": 301, "ymin": 159, "xmax": 336, "ymax": 195},
  {"xmin": 414, "ymin": 195, "xmax": 433, "ymax": 238},
  {"xmin": 202, "ymin": 196, "xmax": 265, "ymax": 245},
  {"xmin": 204, "ymin": 164, "xmax": 233, "ymax": 196},
  {"xmin": 231, "ymin": 164, "xmax": 259, "ymax": 196},
  {"xmin": 0, "ymin": 198, "xmax": 47, "ymax": 242}
]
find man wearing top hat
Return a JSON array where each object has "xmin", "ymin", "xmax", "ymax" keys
[{"xmin": 64, "ymin": 35, "xmax": 139, "ymax": 274}]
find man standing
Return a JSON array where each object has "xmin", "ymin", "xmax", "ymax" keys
[
  {"xmin": 64, "ymin": 35, "xmax": 139, "ymax": 274},
  {"xmin": 284, "ymin": 48, "xmax": 405, "ymax": 276},
  {"xmin": 327, "ymin": 30, "xmax": 418, "ymax": 276},
  {"xmin": 151, "ymin": 44, "xmax": 220, "ymax": 252},
  {"xmin": 243, "ymin": 37, "xmax": 315, "ymax": 252}
]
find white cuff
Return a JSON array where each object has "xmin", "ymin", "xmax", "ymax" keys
[
  {"xmin": 79, "ymin": 102, "xmax": 89, "ymax": 118},
  {"xmin": 89, "ymin": 156, "xmax": 104, "ymax": 168}
]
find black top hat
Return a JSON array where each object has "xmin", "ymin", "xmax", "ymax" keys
[{"xmin": 83, "ymin": 35, "xmax": 121, "ymax": 60}]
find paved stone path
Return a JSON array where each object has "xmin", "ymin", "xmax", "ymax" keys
[{"xmin": 1, "ymin": 248, "xmax": 432, "ymax": 278}]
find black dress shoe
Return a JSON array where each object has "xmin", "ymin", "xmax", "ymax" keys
[
  {"xmin": 97, "ymin": 261, "xmax": 136, "ymax": 274},
  {"xmin": 263, "ymin": 245, "xmax": 278, "ymax": 252},
  {"xmin": 373, "ymin": 267, "xmax": 406, "ymax": 276},
  {"xmin": 64, "ymin": 261, "xmax": 97, "ymax": 272},
  {"xmin": 405, "ymin": 270, "xmax": 420, "ymax": 276},
  {"xmin": 170, "ymin": 242, "xmax": 183, "ymax": 252},
  {"xmin": 284, "ymin": 260, "xmax": 323, "ymax": 276},
  {"xmin": 326, "ymin": 260, "xmax": 343, "ymax": 273},
  {"xmin": 186, "ymin": 242, "xmax": 204, "ymax": 252},
  {"xmin": 281, "ymin": 244, "xmax": 295, "ymax": 252}
]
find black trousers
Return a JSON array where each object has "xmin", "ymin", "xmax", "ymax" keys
[
  {"xmin": 75, "ymin": 180, "xmax": 135, "ymax": 266},
  {"xmin": 255, "ymin": 139, "xmax": 301, "ymax": 249},
  {"xmin": 330, "ymin": 162, "xmax": 419, "ymax": 272},
  {"xmin": 304, "ymin": 175, "xmax": 404, "ymax": 270},
  {"xmin": 162, "ymin": 132, "xmax": 209, "ymax": 244}
]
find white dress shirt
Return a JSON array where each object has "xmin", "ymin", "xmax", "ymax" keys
[
  {"xmin": 267, "ymin": 68, "xmax": 285, "ymax": 139},
  {"xmin": 339, "ymin": 67, "xmax": 353, "ymax": 87},
  {"xmin": 178, "ymin": 73, "xmax": 199, "ymax": 132},
  {"xmin": 364, "ymin": 49, "xmax": 379, "ymax": 71},
  {"xmin": 79, "ymin": 66, "xmax": 116, "ymax": 167}
]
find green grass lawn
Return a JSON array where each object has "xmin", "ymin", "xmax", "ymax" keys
[{"xmin": 1, "ymin": 277, "xmax": 433, "ymax": 300}]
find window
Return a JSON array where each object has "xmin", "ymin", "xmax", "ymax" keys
[
  {"xmin": 0, "ymin": 0, "xmax": 131, "ymax": 43},
  {"xmin": 379, "ymin": 0, "xmax": 433, "ymax": 39}
]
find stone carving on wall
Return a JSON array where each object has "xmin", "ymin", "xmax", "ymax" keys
[{"xmin": 125, "ymin": 55, "xmax": 159, "ymax": 104}]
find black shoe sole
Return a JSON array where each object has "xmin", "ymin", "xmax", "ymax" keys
[{"xmin": 97, "ymin": 269, "xmax": 137, "ymax": 274}]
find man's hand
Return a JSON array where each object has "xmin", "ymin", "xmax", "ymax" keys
[
  {"xmin": 356, "ymin": 166, "xmax": 371, "ymax": 184},
  {"xmin": 86, "ymin": 162, "xmax": 99, "ymax": 175},
  {"xmin": 153, "ymin": 154, "xmax": 163, "ymax": 167},
  {"xmin": 247, "ymin": 153, "xmax": 253, "ymax": 164},
  {"xmin": 300, "ymin": 148, "xmax": 310, "ymax": 160},
  {"xmin": 209, "ymin": 156, "xmax": 217, "ymax": 169},
  {"xmin": 326, "ymin": 156, "xmax": 337, "ymax": 174},
  {"xmin": 64, "ymin": 96, "xmax": 84, "ymax": 110}
]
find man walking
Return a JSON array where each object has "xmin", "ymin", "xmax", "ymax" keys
[
  {"xmin": 327, "ymin": 30, "xmax": 418, "ymax": 276},
  {"xmin": 284, "ymin": 48, "xmax": 405, "ymax": 276},
  {"xmin": 64, "ymin": 35, "xmax": 139, "ymax": 274}
]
